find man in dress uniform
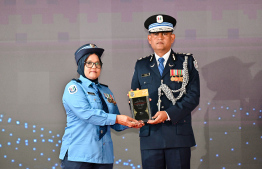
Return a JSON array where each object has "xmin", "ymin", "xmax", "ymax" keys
[{"xmin": 131, "ymin": 14, "xmax": 200, "ymax": 169}]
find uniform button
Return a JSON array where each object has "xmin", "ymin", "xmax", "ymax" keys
[
  {"xmin": 161, "ymin": 106, "xmax": 164, "ymax": 109},
  {"xmin": 161, "ymin": 93, "xmax": 164, "ymax": 95},
  {"xmin": 101, "ymin": 130, "xmax": 103, "ymax": 134},
  {"xmin": 144, "ymin": 82, "xmax": 146, "ymax": 84}
]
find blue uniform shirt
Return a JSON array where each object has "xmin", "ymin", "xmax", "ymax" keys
[{"xmin": 59, "ymin": 75, "xmax": 127, "ymax": 163}]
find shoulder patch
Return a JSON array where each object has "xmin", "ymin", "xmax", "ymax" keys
[{"xmin": 68, "ymin": 85, "xmax": 77, "ymax": 94}]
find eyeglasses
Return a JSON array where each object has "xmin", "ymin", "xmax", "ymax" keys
[{"xmin": 84, "ymin": 61, "xmax": 102, "ymax": 69}]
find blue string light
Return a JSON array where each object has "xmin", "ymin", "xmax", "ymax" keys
[
  {"xmin": 1, "ymin": 102, "xmax": 261, "ymax": 169},
  {"xmin": 0, "ymin": 116, "xmax": 62, "ymax": 168}
]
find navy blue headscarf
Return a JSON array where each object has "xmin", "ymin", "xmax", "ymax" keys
[
  {"xmin": 77, "ymin": 53, "xmax": 102, "ymax": 83},
  {"xmin": 77, "ymin": 54, "xmax": 89, "ymax": 79}
]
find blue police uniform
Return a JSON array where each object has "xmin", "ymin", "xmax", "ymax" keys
[
  {"xmin": 131, "ymin": 50, "xmax": 200, "ymax": 168},
  {"xmin": 59, "ymin": 75, "xmax": 127, "ymax": 164}
]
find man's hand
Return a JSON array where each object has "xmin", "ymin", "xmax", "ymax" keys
[
  {"xmin": 147, "ymin": 111, "xmax": 168, "ymax": 124},
  {"xmin": 116, "ymin": 115, "xmax": 144, "ymax": 128}
]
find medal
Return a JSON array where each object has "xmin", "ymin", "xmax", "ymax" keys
[
  {"xmin": 104, "ymin": 93, "xmax": 116, "ymax": 105},
  {"xmin": 158, "ymin": 56, "xmax": 189, "ymax": 106},
  {"xmin": 170, "ymin": 69, "xmax": 184, "ymax": 82}
]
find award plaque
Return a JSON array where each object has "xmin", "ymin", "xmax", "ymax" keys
[{"xmin": 129, "ymin": 89, "xmax": 151, "ymax": 122}]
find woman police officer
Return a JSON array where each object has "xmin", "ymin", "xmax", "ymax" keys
[{"xmin": 59, "ymin": 43, "xmax": 142, "ymax": 169}]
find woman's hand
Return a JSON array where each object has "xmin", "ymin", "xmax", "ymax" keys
[{"xmin": 116, "ymin": 115, "xmax": 144, "ymax": 128}]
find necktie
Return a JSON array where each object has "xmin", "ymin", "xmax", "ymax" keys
[
  {"xmin": 158, "ymin": 57, "xmax": 165, "ymax": 76},
  {"xmin": 92, "ymin": 83, "xmax": 108, "ymax": 140}
]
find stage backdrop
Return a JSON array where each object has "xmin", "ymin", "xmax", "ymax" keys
[{"xmin": 0, "ymin": 0, "xmax": 261, "ymax": 169}]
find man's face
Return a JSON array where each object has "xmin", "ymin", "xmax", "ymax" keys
[{"xmin": 148, "ymin": 31, "xmax": 175, "ymax": 54}]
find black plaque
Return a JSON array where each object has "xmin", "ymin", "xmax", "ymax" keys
[{"xmin": 129, "ymin": 89, "xmax": 151, "ymax": 122}]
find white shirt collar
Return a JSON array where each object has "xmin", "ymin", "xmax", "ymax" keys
[{"xmin": 154, "ymin": 49, "xmax": 171, "ymax": 67}]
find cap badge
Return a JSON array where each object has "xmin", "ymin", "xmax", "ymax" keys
[
  {"xmin": 156, "ymin": 15, "xmax": 163, "ymax": 23},
  {"xmin": 90, "ymin": 44, "xmax": 96, "ymax": 48}
]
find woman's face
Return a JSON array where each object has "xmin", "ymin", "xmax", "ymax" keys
[{"xmin": 84, "ymin": 54, "xmax": 101, "ymax": 80}]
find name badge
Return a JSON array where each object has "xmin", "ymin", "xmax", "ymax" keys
[
  {"xmin": 87, "ymin": 92, "xmax": 96, "ymax": 95},
  {"xmin": 142, "ymin": 73, "xmax": 150, "ymax": 77}
]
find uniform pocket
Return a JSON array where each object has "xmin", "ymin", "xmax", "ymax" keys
[
  {"xmin": 87, "ymin": 95, "xmax": 102, "ymax": 109},
  {"xmin": 176, "ymin": 122, "xmax": 193, "ymax": 135},
  {"xmin": 140, "ymin": 76, "xmax": 152, "ymax": 88}
]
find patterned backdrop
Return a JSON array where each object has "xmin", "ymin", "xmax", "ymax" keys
[{"xmin": 0, "ymin": 0, "xmax": 261, "ymax": 168}]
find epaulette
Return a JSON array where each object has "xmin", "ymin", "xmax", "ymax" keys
[
  {"xmin": 138, "ymin": 54, "xmax": 153, "ymax": 61},
  {"xmin": 177, "ymin": 52, "xmax": 198, "ymax": 71},
  {"xmin": 72, "ymin": 78, "xmax": 82, "ymax": 84},
  {"xmin": 100, "ymin": 83, "xmax": 108, "ymax": 87},
  {"xmin": 176, "ymin": 52, "xmax": 192, "ymax": 56}
]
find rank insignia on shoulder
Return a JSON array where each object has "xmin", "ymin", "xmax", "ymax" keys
[
  {"xmin": 72, "ymin": 78, "xmax": 82, "ymax": 83},
  {"xmin": 100, "ymin": 83, "xmax": 108, "ymax": 87},
  {"xmin": 104, "ymin": 93, "xmax": 116, "ymax": 105},
  {"xmin": 138, "ymin": 55, "xmax": 150, "ymax": 60},
  {"xmin": 68, "ymin": 85, "xmax": 77, "ymax": 94},
  {"xmin": 170, "ymin": 69, "xmax": 184, "ymax": 82}
]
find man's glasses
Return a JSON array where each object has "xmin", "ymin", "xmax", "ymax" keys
[{"xmin": 84, "ymin": 61, "xmax": 102, "ymax": 69}]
